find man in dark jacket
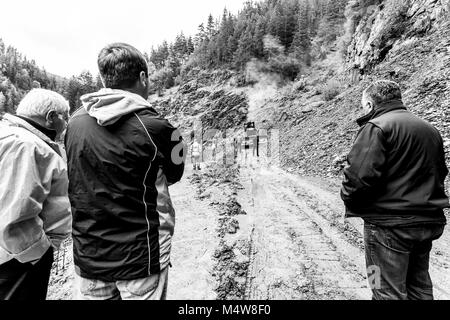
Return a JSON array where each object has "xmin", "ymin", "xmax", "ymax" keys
[
  {"xmin": 341, "ymin": 80, "xmax": 449, "ymax": 300},
  {"xmin": 65, "ymin": 43, "xmax": 185, "ymax": 300}
]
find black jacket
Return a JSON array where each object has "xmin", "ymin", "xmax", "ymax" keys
[
  {"xmin": 341, "ymin": 100, "xmax": 449, "ymax": 226},
  {"xmin": 65, "ymin": 104, "xmax": 185, "ymax": 281}
]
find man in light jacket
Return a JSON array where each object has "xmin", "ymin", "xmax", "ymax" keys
[
  {"xmin": 65, "ymin": 43, "xmax": 185, "ymax": 300},
  {"xmin": 0, "ymin": 89, "xmax": 72, "ymax": 300}
]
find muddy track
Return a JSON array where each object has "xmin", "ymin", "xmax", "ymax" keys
[
  {"xmin": 185, "ymin": 164, "xmax": 253, "ymax": 300},
  {"xmin": 47, "ymin": 161, "xmax": 450, "ymax": 300},
  {"xmin": 238, "ymin": 165, "xmax": 369, "ymax": 299},
  {"xmin": 236, "ymin": 162, "xmax": 450, "ymax": 300}
]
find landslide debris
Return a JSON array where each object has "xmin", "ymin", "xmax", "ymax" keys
[
  {"xmin": 151, "ymin": 69, "xmax": 248, "ymax": 133},
  {"xmin": 188, "ymin": 163, "xmax": 251, "ymax": 300}
]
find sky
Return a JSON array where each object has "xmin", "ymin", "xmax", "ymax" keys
[{"xmin": 0, "ymin": 0, "xmax": 249, "ymax": 78}]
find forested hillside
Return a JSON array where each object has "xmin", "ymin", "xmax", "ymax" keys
[
  {"xmin": 147, "ymin": 0, "xmax": 348, "ymax": 94},
  {"xmin": 0, "ymin": 39, "xmax": 102, "ymax": 114},
  {"xmin": 1, "ymin": 0, "xmax": 349, "ymax": 113},
  {"xmin": 0, "ymin": 39, "xmax": 65, "ymax": 113},
  {"xmin": 278, "ymin": 0, "xmax": 450, "ymax": 179}
]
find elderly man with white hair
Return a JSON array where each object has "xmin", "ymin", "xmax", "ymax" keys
[{"xmin": 0, "ymin": 88, "xmax": 72, "ymax": 300}]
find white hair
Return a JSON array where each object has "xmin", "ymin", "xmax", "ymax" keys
[{"xmin": 16, "ymin": 88, "xmax": 69, "ymax": 118}]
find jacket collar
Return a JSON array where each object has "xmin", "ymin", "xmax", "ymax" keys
[
  {"xmin": 356, "ymin": 99, "xmax": 406, "ymax": 127},
  {"xmin": 81, "ymin": 89, "xmax": 153, "ymax": 126},
  {"xmin": 2, "ymin": 113, "xmax": 62, "ymax": 156},
  {"xmin": 15, "ymin": 115, "xmax": 57, "ymax": 141}
]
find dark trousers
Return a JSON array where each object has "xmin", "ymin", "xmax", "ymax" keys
[
  {"xmin": 0, "ymin": 247, "xmax": 54, "ymax": 300},
  {"xmin": 364, "ymin": 222, "xmax": 444, "ymax": 300}
]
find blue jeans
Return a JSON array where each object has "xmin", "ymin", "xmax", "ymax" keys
[
  {"xmin": 74, "ymin": 267, "xmax": 169, "ymax": 300},
  {"xmin": 364, "ymin": 222, "xmax": 444, "ymax": 300}
]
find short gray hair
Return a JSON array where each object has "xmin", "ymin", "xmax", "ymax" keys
[
  {"xmin": 363, "ymin": 80, "xmax": 402, "ymax": 105},
  {"xmin": 16, "ymin": 89, "xmax": 69, "ymax": 118}
]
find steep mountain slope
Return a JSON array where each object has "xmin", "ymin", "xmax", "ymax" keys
[
  {"xmin": 153, "ymin": 0, "xmax": 450, "ymax": 181},
  {"xmin": 151, "ymin": 68, "xmax": 249, "ymax": 138},
  {"xmin": 279, "ymin": 0, "xmax": 450, "ymax": 180}
]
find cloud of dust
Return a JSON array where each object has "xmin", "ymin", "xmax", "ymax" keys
[
  {"xmin": 245, "ymin": 59, "xmax": 280, "ymax": 122},
  {"xmin": 244, "ymin": 35, "xmax": 290, "ymax": 121}
]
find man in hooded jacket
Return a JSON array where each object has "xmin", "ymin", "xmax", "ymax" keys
[{"xmin": 65, "ymin": 43, "xmax": 185, "ymax": 300}]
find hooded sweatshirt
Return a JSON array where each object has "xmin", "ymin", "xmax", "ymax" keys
[
  {"xmin": 81, "ymin": 88, "xmax": 151, "ymax": 126},
  {"xmin": 65, "ymin": 89, "xmax": 185, "ymax": 281}
]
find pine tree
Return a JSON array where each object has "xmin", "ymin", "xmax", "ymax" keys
[
  {"xmin": 195, "ymin": 23, "xmax": 207, "ymax": 46},
  {"xmin": 35, "ymin": 68, "xmax": 50, "ymax": 89},
  {"xmin": 186, "ymin": 37, "xmax": 195, "ymax": 54},
  {"xmin": 229, "ymin": 13, "xmax": 246, "ymax": 60},
  {"xmin": 326, "ymin": 0, "xmax": 347, "ymax": 23},
  {"xmin": 150, "ymin": 41, "xmax": 170, "ymax": 69},
  {"xmin": 149, "ymin": 66, "xmax": 173, "ymax": 96},
  {"xmin": 164, "ymin": 47, "xmax": 180, "ymax": 84},
  {"xmin": 174, "ymin": 33, "xmax": 188, "ymax": 59},
  {"xmin": 253, "ymin": 15, "xmax": 267, "ymax": 58},
  {"xmin": 206, "ymin": 14, "xmax": 216, "ymax": 39},
  {"xmin": 267, "ymin": 0, "xmax": 300, "ymax": 50},
  {"xmin": 233, "ymin": 24, "xmax": 254, "ymax": 68},
  {"xmin": 16, "ymin": 68, "xmax": 31, "ymax": 91},
  {"xmin": 5, "ymin": 46, "xmax": 18, "ymax": 83},
  {"xmin": 78, "ymin": 70, "xmax": 95, "ymax": 93},
  {"xmin": 66, "ymin": 76, "xmax": 81, "ymax": 113},
  {"xmin": 291, "ymin": 1, "xmax": 312, "ymax": 65},
  {"xmin": 215, "ymin": 9, "xmax": 233, "ymax": 63},
  {"xmin": 267, "ymin": 1, "xmax": 283, "ymax": 40},
  {"xmin": 224, "ymin": 13, "xmax": 237, "ymax": 62}
]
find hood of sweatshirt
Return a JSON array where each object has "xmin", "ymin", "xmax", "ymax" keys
[{"xmin": 81, "ymin": 88, "xmax": 151, "ymax": 126}]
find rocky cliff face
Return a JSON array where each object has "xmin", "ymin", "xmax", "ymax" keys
[
  {"xmin": 347, "ymin": 0, "xmax": 450, "ymax": 73},
  {"xmin": 279, "ymin": 0, "xmax": 450, "ymax": 180},
  {"xmin": 347, "ymin": 0, "xmax": 450, "ymax": 153},
  {"xmin": 151, "ymin": 69, "xmax": 248, "ymax": 134}
]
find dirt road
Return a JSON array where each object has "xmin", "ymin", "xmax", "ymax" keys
[
  {"xmin": 237, "ymin": 164, "xmax": 369, "ymax": 299},
  {"xmin": 48, "ymin": 159, "xmax": 450, "ymax": 300},
  {"xmin": 236, "ymin": 156, "xmax": 450, "ymax": 299},
  {"xmin": 169, "ymin": 154, "xmax": 450, "ymax": 300},
  {"xmin": 167, "ymin": 166, "xmax": 219, "ymax": 300}
]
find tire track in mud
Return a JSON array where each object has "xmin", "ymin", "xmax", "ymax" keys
[
  {"xmin": 188, "ymin": 164, "xmax": 253, "ymax": 300},
  {"xmin": 168, "ymin": 171, "xmax": 219, "ymax": 300},
  {"xmin": 277, "ymin": 169, "xmax": 450, "ymax": 300},
  {"xmin": 238, "ymin": 164, "xmax": 450, "ymax": 300},
  {"xmin": 178, "ymin": 161, "xmax": 450, "ymax": 300},
  {"xmin": 238, "ymin": 165, "xmax": 370, "ymax": 300}
]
